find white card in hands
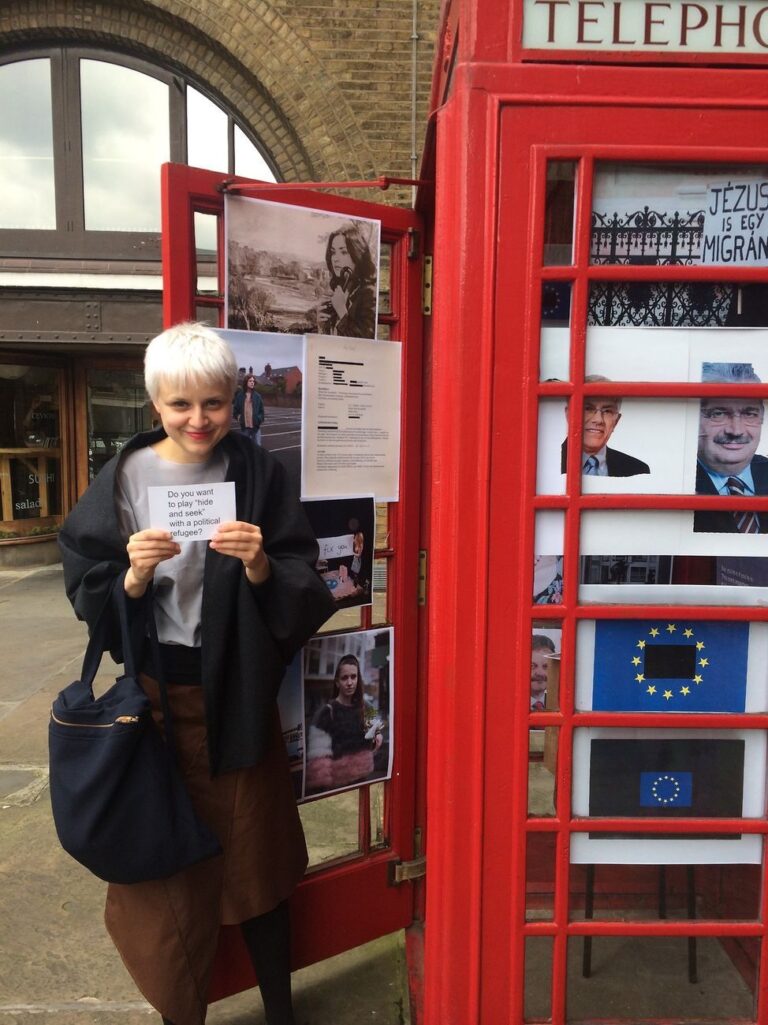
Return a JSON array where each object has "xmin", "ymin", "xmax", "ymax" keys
[{"xmin": 147, "ymin": 481, "xmax": 237, "ymax": 542}]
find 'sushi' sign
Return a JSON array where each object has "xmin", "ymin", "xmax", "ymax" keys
[{"xmin": 524, "ymin": 1, "xmax": 768, "ymax": 53}]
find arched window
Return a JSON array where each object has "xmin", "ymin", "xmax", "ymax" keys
[{"xmin": 0, "ymin": 47, "xmax": 276, "ymax": 259}]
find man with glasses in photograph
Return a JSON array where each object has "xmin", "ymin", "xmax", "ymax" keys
[
  {"xmin": 695, "ymin": 363, "xmax": 768, "ymax": 534},
  {"xmin": 561, "ymin": 374, "xmax": 650, "ymax": 477}
]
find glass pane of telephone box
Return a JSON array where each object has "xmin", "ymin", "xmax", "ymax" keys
[
  {"xmin": 378, "ymin": 242, "xmax": 392, "ymax": 315},
  {"xmin": 369, "ymin": 780, "xmax": 387, "ymax": 850},
  {"xmin": 534, "ymin": 510, "xmax": 564, "ymax": 606},
  {"xmin": 587, "ymin": 279, "xmax": 768, "ymax": 327},
  {"xmin": 194, "ymin": 211, "xmax": 219, "ymax": 297},
  {"xmin": 525, "ymin": 936, "xmax": 553, "ymax": 1021},
  {"xmin": 375, "ymin": 502, "xmax": 390, "ymax": 549},
  {"xmin": 544, "ymin": 160, "xmax": 576, "ymax": 266},
  {"xmin": 194, "ymin": 304, "xmax": 219, "ymax": 327},
  {"xmin": 316, "ymin": 607, "xmax": 362, "ymax": 633},
  {"xmin": 371, "ymin": 557, "xmax": 389, "ymax": 626},
  {"xmin": 526, "ymin": 832, "xmax": 555, "ymax": 921},
  {"xmin": 580, "ymin": 510, "xmax": 768, "ymax": 606},
  {"xmin": 537, "ymin": 399, "xmax": 567, "ymax": 495},
  {"xmin": 529, "ymin": 728, "xmax": 557, "ymax": 818},
  {"xmin": 540, "ymin": 281, "xmax": 572, "ymax": 382},
  {"xmin": 591, "ymin": 161, "xmax": 768, "ymax": 269},
  {"xmin": 569, "ymin": 861, "xmax": 761, "ymax": 923},
  {"xmin": 566, "ymin": 935, "xmax": 758, "ymax": 1021},
  {"xmin": 531, "ymin": 620, "xmax": 561, "ymax": 712},
  {"xmin": 300, "ymin": 789, "xmax": 362, "ymax": 869}
]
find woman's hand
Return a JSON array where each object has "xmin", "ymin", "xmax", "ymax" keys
[
  {"xmin": 330, "ymin": 285, "xmax": 349, "ymax": 319},
  {"xmin": 125, "ymin": 529, "xmax": 180, "ymax": 597},
  {"xmin": 210, "ymin": 521, "xmax": 271, "ymax": 585}
]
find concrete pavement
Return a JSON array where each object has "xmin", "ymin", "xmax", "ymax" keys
[{"xmin": 0, "ymin": 564, "xmax": 410, "ymax": 1025}]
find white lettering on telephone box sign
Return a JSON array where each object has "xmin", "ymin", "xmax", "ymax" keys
[{"xmin": 523, "ymin": 0, "xmax": 768, "ymax": 54}]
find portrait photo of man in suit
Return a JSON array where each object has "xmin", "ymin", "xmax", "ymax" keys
[
  {"xmin": 694, "ymin": 363, "xmax": 768, "ymax": 534},
  {"xmin": 530, "ymin": 633, "xmax": 555, "ymax": 712},
  {"xmin": 561, "ymin": 375, "xmax": 650, "ymax": 478}
]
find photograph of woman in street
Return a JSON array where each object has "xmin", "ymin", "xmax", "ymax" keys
[
  {"xmin": 305, "ymin": 654, "xmax": 381, "ymax": 793},
  {"xmin": 233, "ymin": 371, "xmax": 265, "ymax": 444},
  {"xmin": 317, "ymin": 223, "xmax": 378, "ymax": 339},
  {"xmin": 57, "ymin": 322, "xmax": 335, "ymax": 1025},
  {"xmin": 304, "ymin": 647, "xmax": 389, "ymax": 796}
]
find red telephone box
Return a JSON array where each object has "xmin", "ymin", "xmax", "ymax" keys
[
  {"xmin": 421, "ymin": 2, "xmax": 768, "ymax": 1023},
  {"xmin": 162, "ymin": 4, "xmax": 768, "ymax": 1020}
]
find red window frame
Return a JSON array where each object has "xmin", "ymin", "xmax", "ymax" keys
[{"xmin": 160, "ymin": 163, "xmax": 425, "ymax": 994}]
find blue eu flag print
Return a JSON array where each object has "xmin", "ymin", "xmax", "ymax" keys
[
  {"xmin": 589, "ymin": 738, "xmax": 744, "ymax": 834},
  {"xmin": 639, "ymin": 771, "xmax": 693, "ymax": 808},
  {"xmin": 592, "ymin": 620, "xmax": 749, "ymax": 713}
]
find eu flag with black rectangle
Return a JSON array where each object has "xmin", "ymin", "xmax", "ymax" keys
[
  {"xmin": 589, "ymin": 738, "xmax": 744, "ymax": 828},
  {"xmin": 592, "ymin": 620, "xmax": 749, "ymax": 712}
]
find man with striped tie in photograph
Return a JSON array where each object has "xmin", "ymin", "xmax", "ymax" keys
[{"xmin": 695, "ymin": 363, "xmax": 768, "ymax": 534}]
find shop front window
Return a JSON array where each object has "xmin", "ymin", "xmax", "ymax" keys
[
  {"xmin": 86, "ymin": 369, "xmax": 152, "ymax": 480},
  {"xmin": 0, "ymin": 365, "xmax": 62, "ymax": 536}
]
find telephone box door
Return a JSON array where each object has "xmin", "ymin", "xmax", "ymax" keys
[
  {"xmin": 426, "ymin": 66, "xmax": 768, "ymax": 1025},
  {"xmin": 161, "ymin": 163, "xmax": 425, "ymax": 997}
]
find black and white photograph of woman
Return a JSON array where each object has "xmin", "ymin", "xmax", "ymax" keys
[
  {"xmin": 316, "ymin": 224, "xmax": 377, "ymax": 338},
  {"xmin": 226, "ymin": 195, "xmax": 380, "ymax": 337},
  {"xmin": 303, "ymin": 628, "xmax": 393, "ymax": 798}
]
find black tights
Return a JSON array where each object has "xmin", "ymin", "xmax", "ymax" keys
[{"xmin": 161, "ymin": 899, "xmax": 295, "ymax": 1025}]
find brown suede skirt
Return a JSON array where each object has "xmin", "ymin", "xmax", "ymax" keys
[{"xmin": 104, "ymin": 675, "xmax": 308, "ymax": 1025}]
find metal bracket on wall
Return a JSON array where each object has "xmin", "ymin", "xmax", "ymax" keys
[{"xmin": 418, "ymin": 549, "xmax": 427, "ymax": 606}]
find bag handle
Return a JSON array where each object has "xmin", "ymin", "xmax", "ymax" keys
[
  {"xmin": 112, "ymin": 577, "xmax": 179, "ymax": 761},
  {"xmin": 78, "ymin": 571, "xmax": 136, "ymax": 693},
  {"xmin": 144, "ymin": 596, "xmax": 179, "ymax": 761},
  {"xmin": 78, "ymin": 607, "xmax": 112, "ymax": 693}
]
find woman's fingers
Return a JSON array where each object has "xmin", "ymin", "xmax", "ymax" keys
[
  {"xmin": 210, "ymin": 522, "xmax": 263, "ymax": 555},
  {"xmin": 210, "ymin": 522, "xmax": 269, "ymax": 582},
  {"xmin": 126, "ymin": 530, "xmax": 180, "ymax": 577}
]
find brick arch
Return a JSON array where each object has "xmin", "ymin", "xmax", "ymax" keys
[{"xmin": 0, "ymin": 0, "xmax": 379, "ymax": 182}]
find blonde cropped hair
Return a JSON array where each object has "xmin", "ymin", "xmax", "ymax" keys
[{"xmin": 144, "ymin": 323, "xmax": 239, "ymax": 403}]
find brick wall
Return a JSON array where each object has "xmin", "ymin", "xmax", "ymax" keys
[{"xmin": 0, "ymin": 0, "xmax": 440, "ymax": 203}]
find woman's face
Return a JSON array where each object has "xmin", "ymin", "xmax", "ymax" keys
[
  {"xmin": 153, "ymin": 377, "xmax": 232, "ymax": 463},
  {"xmin": 246, "ymin": 376, "xmax": 256, "ymax": 391},
  {"xmin": 330, "ymin": 235, "xmax": 355, "ymax": 277},
  {"xmin": 336, "ymin": 662, "xmax": 359, "ymax": 700}
]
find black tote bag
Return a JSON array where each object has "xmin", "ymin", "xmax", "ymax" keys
[{"xmin": 48, "ymin": 576, "xmax": 221, "ymax": 883}]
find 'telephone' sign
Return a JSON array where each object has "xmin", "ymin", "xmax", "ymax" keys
[{"xmin": 524, "ymin": 0, "xmax": 768, "ymax": 53}]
